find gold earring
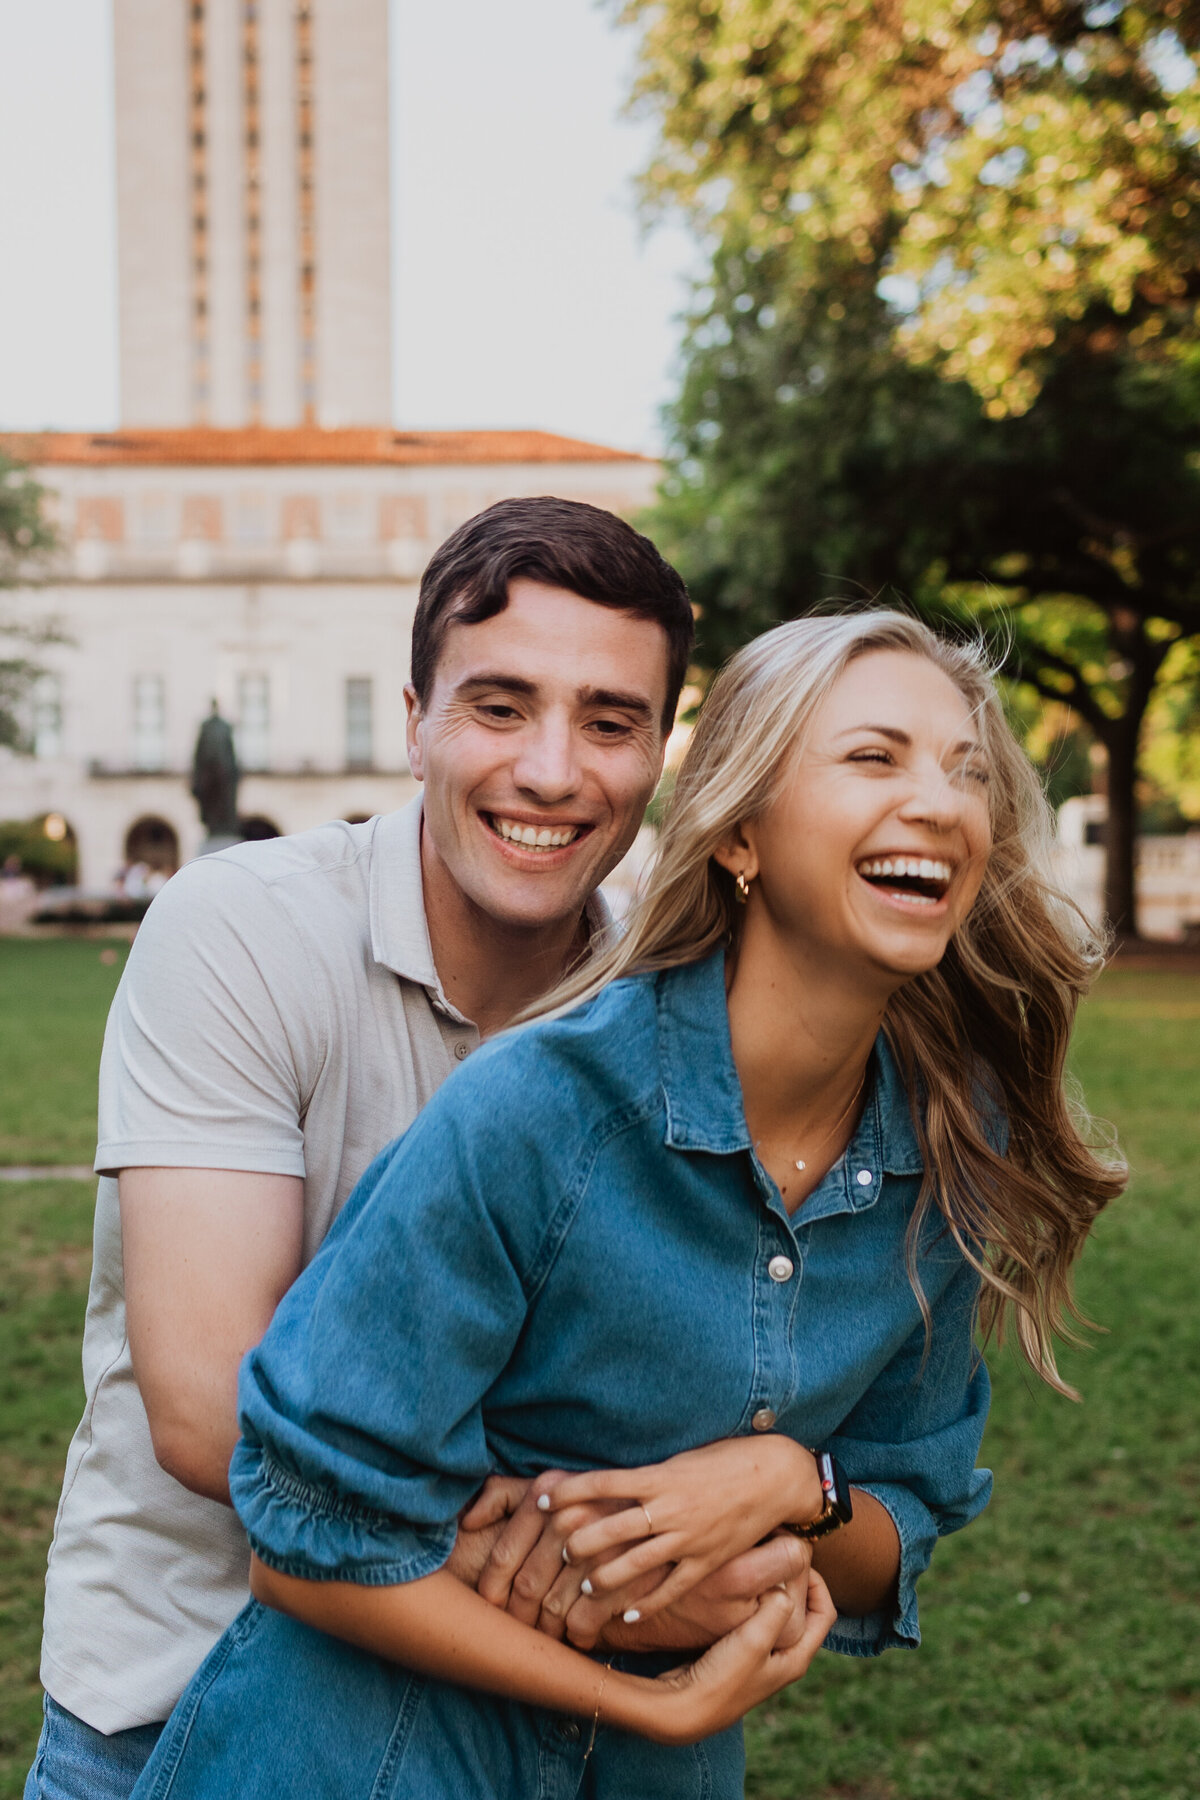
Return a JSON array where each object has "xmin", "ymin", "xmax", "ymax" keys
[{"xmin": 735, "ymin": 871, "xmax": 751, "ymax": 903}]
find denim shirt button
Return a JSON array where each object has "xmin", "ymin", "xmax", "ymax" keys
[
  {"xmin": 768, "ymin": 1255, "xmax": 794, "ymax": 1283},
  {"xmin": 557, "ymin": 1719, "xmax": 582, "ymax": 1744},
  {"xmin": 752, "ymin": 1407, "xmax": 777, "ymax": 1431},
  {"xmin": 855, "ymin": 1168, "xmax": 873, "ymax": 1187}
]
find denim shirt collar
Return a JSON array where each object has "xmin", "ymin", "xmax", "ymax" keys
[{"xmin": 655, "ymin": 949, "xmax": 925, "ymax": 1206}]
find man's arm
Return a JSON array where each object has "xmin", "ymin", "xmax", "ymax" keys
[{"xmin": 121, "ymin": 1167, "xmax": 305, "ymax": 1504}]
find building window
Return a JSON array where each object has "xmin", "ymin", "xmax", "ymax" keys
[
  {"xmin": 32, "ymin": 673, "xmax": 62, "ymax": 758},
  {"xmin": 345, "ymin": 677, "xmax": 373, "ymax": 770},
  {"xmin": 327, "ymin": 492, "xmax": 370, "ymax": 542},
  {"xmin": 132, "ymin": 675, "xmax": 166, "ymax": 771},
  {"xmin": 234, "ymin": 491, "xmax": 270, "ymax": 543},
  {"xmin": 237, "ymin": 673, "xmax": 270, "ymax": 770},
  {"xmin": 137, "ymin": 492, "xmax": 176, "ymax": 544}
]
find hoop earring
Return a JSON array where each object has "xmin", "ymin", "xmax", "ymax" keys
[{"xmin": 735, "ymin": 871, "xmax": 751, "ymax": 904}]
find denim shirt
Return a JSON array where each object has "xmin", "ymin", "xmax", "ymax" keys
[{"xmin": 232, "ymin": 948, "xmax": 993, "ymax": 1659}]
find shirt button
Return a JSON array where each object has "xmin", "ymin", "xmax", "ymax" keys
[
  {"xmin": 752, "ymin": 1407, "xmax": 777, "ymax": 1432},
  {"xmin": 855, "ymin": 1169, "xmax": 873, "ymax": 1187},
  {"xmin": 557, "ymin": 1720, "xmax": 581, "ymax": 1744},
  {"xmin": 768, "ymin": 1255, "xmax": 794, "ymax": 1283},
  {"xmin": 454, "ymin": 1040, "xmax": 470, "ymax": 1061}
]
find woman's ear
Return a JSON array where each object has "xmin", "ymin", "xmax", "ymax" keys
[{"xmin": 712, "ymin": 822, "xmax": 759, "ymax": 886}]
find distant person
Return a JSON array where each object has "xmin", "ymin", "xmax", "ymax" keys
[
  {"xmin": 25, "ymin": 500, "xmax": 806, "ymax": 1800},
  {"xmin": 127, "ymin": 611, "xmax": 1123, "ymax": 1799}
]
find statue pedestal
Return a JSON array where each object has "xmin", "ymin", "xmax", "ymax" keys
[{"xmin": 193, "ymin": 833, "xmax": 244, "ymax": 860}]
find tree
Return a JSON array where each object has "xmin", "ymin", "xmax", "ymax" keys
[
  {"xmin": 649, "ymin": 263, "xmax": 1200, "ymax": 932},
  {"xmin": 624, "ymin": 0, "xmax": 1200, "ymax": 933},
  {"xmin": 0, "ymin": 453, "xmax": 61, "ymax": 751},
  {"xmin": 624, "ymin": 0, "xmax": 1200, "ymax": 414}
]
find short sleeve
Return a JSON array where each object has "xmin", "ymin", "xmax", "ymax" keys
[
  {"xmin": 228, "ymin": 1069, "xmax": 548, "ymax": 1585},
  {"xmin": 95, "ymin": 856, "xmax": 324, "ymax": 1177},
  {"xmin": 822, "ymin": 1257, "xmax": 992, "ymax": 1658}
]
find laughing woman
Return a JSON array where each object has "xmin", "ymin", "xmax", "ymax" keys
[{"xmin": 131, "ymin": 612, "xmax": 1123, "ymax": 1800}]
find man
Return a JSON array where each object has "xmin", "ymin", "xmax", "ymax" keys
[{"xmin": 28, "ymin": 499, "xmax": 807, "ymax": 1800}]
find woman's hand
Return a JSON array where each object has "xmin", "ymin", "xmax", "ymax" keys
[
  {"xmin": 538, "ymin": 1436, "xmax": 823, "ymax": 1624},
  {"xmin": 620, "ymin": 1571, "xmax": 837, "ymax": 1747}
]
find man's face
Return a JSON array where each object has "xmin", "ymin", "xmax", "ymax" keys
[{"xmin": 406, "ymin": 578, "xmax": 671, "ymax": 934}]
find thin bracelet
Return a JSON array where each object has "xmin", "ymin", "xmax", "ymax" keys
[{"xmin": 582, "ymin": 1659, "xmax": 612, "ymax": 1761}]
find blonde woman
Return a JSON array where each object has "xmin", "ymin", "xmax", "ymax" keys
[{"xmin": 131, "ymin": 612, "xmax": 1122, "ymax": 1800}]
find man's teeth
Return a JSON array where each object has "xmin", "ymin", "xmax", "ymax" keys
[{"xmin": 492, "ymin": 817, "xmax": 581, "ymax": 849}]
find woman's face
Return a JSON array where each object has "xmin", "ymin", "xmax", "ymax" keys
[{"xmin": 734, "ymin": 648, "xmax": 994, "ymax": 986}]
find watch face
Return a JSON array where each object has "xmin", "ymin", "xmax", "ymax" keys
[{"xmin": 817, "ymin": 1451, "xmax": 854, "ymax": 1525}]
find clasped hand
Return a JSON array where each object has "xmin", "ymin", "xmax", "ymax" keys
[{"xmin": 457, "ymin": 1435, "xmax": 826, "ymax": 1655}]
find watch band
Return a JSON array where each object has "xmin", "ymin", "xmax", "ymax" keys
[{"xmin": 781, "ymin": 1450, "xmax": 854, "ymax": 1541}]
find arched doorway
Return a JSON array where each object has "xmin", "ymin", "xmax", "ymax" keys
[
  {"xmin": 239, "ymin": 815, "xmax": 282, "ymax": 842},
  {"xmin": 124, "ymin": 815, "xmax": 180, "ymax": 875}
]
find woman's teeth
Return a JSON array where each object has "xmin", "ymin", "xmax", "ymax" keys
[
  {"xmin": 856, "ymin": 856, "xmax": 952, "ymax": 902},
  {"xmin": 858, "ymin": 857, "xmax": 952, "ymax": 883},
  {"xmin": 491, "ymin": 816, "xmax": 581, "ymax": 850}
]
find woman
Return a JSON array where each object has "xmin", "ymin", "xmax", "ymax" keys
[{"xmin": 132, "ymin": 612, "xmax": 1122, "ymax": 1799}]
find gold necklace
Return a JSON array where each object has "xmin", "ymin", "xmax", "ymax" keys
[{"xmin": 791, "ymin": 1069, "xmax": 868, "ymax": 1172}]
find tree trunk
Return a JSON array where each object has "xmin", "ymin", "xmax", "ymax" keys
[
  {"xmin": 1101, "ymin": 609, "xmax": 1171, "ymax": 941},
  {"xmin": 1101, "ymin": 717, "xmax": 1138, "ymax": 938}
]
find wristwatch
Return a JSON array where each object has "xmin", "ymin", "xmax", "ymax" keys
[{"xmin": 781, "ymin": 1450, "xmax": 854, "ymax": 1541}]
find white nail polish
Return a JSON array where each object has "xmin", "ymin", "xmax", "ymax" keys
[
  {"xmin": 623, "ymin": 1608, "xmax": 640, "ymax": 1624},
  {"xmin": 536, "ymin": 1494, "xmax": 551, "ymax": 1512},
  {"xmin": 581, "ymin": 1577, "xmax": 594, "ymax": 1596}
]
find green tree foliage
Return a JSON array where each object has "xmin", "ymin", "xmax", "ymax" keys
[
  {"xmin": 627, "ymin": 0, "xmax": 1200, "ymax": 933},
  {"xmin": 0, "ymin": 453, "xmax": 60, "ymax": 752},
  {"xmin": 625, "ymin": 0, "xmax": 1200, "ymax": 414}
]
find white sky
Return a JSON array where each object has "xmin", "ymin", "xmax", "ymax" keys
[{"xmin": 0, "ymin": 0, "xmax": 699, "ymax": 454}]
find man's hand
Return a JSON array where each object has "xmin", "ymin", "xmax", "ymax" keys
[
  {"xmin": 575, "ymin": 1534, "xmax": 813, "ymax": 1654},
  {"xmin": 458, "ymin": 1472, "xmax": 813, "ymax": 1653},
  {"xmin": 121, "ymin": 1167, "xmax": 305, "ymax": 1503}
]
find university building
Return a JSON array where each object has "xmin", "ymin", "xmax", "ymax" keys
[{"xmin": 0, "ymin": 0, "xmax": 658, "ymax": 890}]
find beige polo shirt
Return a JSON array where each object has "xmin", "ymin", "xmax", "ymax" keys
[{"xmin": 41, "ymin": 798, "xmax": 606, "ymax": 1733}]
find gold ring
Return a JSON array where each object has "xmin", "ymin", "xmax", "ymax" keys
[{"xmin": 640, "ymin": 1502, "xmax": 654, "ymax": 1536}]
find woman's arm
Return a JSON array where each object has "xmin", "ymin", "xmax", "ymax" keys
[
  {"xmin": 537, "ymin": 1435, "xmax": 833, "ymax": 1625},
  {"xmin": 811, "ymin": 1489, "xmax": 899, "ymax": 1616},
  {"xmin": 249, "ymin": 1554, "xmax": 836, "ymax": 1748}
]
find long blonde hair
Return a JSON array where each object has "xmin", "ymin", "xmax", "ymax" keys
[{"xmin": 542, "ymin": 610, "xmax": 1125, "ymax": 1394}]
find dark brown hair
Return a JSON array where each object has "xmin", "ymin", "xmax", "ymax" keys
[{"xmin": 409, "ymin": 497, "xmax": 694, "ymax": 731}]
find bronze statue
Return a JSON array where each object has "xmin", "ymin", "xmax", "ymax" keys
[{"xmin": 190, "ymin": 701, "xmax": 241, "ymax": 840}]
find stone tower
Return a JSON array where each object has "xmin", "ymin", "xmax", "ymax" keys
[{"xmin": 114, "ymin": 0, "xmax": 392, "ymax": 428}]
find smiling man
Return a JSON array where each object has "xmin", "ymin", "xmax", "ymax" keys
[
  {"xmin": 405, "ymin": 569, "xmax": 675, "ymax": 1035},
  {"xmin": 28, "ymin": 499, "xmax": 721, "ymax": 1800}
]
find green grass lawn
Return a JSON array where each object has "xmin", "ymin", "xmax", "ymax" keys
[
  {"xmin": 0, "ymin": 938, "xmax": 130, "ymax": 1166},
  {"xmin": 0, "ymin": 946, "xmax": 1196, "ymax": 1798}
]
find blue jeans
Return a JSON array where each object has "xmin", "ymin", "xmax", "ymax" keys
[{"xmin": 24, "ymin": 1694, "xmax": 163, "ymax": 1800}]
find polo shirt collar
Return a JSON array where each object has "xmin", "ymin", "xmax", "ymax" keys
[
  {"xmin": 368, "ymin": 795, "xmax": 613, "ymax": 1018},
  {"xmin": 655, "ymin": 947, "xmax": 926, "ymax": 1185},
  {"xmin": 369, "ymin": 797, "xmax": 441, "ymax": 991}
]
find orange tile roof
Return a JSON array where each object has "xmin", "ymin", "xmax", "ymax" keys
[{"xmin": 0, "ymin": 427, "xmax": 653, "ymax": 468}]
